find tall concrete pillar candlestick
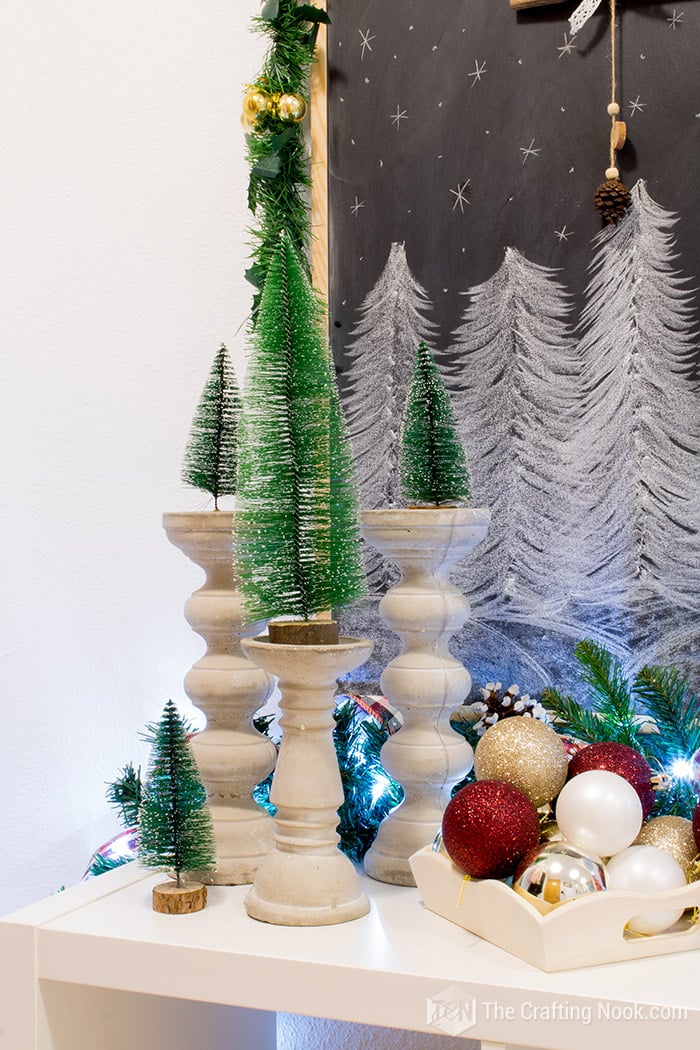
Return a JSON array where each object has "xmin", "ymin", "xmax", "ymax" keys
[
  {"xmin": 242, "ymin": 632, "xmax": 373, "ymax": 926},
  {"xmin": 163, "ymin": 511, "xmax": 277, "ymax": 885},
  {"xmin": 360, "ymin": 506, "xmax": 490, "ymax": 886}
]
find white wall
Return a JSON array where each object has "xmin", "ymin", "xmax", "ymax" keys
[
  {"xmin": 0, "ymin": 0, "xmax": 262, "ymax": 913},
  {"xmin": 0, "ymin": 6, "xmax": 470, "ymax": 1049}
]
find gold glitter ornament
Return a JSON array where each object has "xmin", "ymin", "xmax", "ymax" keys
[
  {"xmin": 242, "ymin": 88, "xmax": 270, "ymax": 127},
  {"xmin": 277, "ymin": 92, "xmax": 307, "ymax": 123},
  {"xmin": 474, "ymin": 717, "xmax": 569, "ymax": 808},
  {"xmin": 634, "ymin": 816, "xmax": 699, "ymax": 882}
]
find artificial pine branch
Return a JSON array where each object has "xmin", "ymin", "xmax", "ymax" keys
[
  {"xmin": 106, "ymin": 763, "xmax": 142, "ymax": 829},
  {"xmin": 572, "ymin": 640, "xmax": 641, "ymax": 746},
  {"xmin": 400, "ymin": 341, "xmax": 472, "ymax": 506},
  {"xmin": 181, "ymin": 345, "xmax": 241, "ymax": 509},
  {"xmin": 86, "ymin": 853, "xmax": 128, "ymax": 878},
  {"xmin": 634, "ymin": 665, "xmax": 700, "ymax": 763},
  {"xmin": 540, "ymin": 686, "xmax": 620, "ymax": 745}
]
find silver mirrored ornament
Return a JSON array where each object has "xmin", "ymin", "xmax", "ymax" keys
[{"xmin": 513, "ymin": 841, "xmax": 607, "ymax": 914}]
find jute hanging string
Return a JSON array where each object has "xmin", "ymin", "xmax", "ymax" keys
[{"xmin": 593, "ymin": 0, "xmax": 631, "ymax": 224}]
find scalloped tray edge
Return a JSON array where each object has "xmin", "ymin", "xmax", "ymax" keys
[{"xmin": 409, "ymin": 846, "xmax": 700, "ymax": 971}]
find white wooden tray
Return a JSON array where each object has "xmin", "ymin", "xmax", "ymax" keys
[{"xmin": 410, "ymin": 846, "xmax": 700, "ymax": 971}]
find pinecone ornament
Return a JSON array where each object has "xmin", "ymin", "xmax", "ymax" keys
[
  {"xmin": 594, "ymin": 177, "xmax": 631, "ymax": 225},
  {"xmin": 465, "ymin": 682, "xmax": 548, "ymax": 737}
]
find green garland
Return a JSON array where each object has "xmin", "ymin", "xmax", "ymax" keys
[{"xmin": 244, "ymin": 0, "xmax": 329, "ymax": 319}]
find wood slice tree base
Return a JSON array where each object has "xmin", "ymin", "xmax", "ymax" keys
[
  {"xmin": 268, "ymin": 620, "xmax": 339, "ymax": 645},
  {"xmin": 152, "ymin": 881, "xmax": 207, "ymax": 914}
]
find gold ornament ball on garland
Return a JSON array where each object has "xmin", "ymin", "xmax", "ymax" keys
[
  {"xmin": 242, "ymin": 88, "xmax": 270, "ymax": 127},
  {"xmin": 277, "ymin": 92, "xmax": 307, "ymax": 123},
  {"xmin": 634, "ymin": 816, "xmax": 698, "ymax": 882},
  {"xmin": 474, "ymin": 717, "xmax": 568, "ymax": 808}
]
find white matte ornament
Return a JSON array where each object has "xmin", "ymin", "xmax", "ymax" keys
[
  {"xmin": 555, "ymin": 770, "xmax": 643, "ymax": 858},
  {"xmin": 606, "ymin": 845, "xmax": 687, "ymax": 935}
]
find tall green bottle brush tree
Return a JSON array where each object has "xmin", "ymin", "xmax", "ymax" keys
[
  {"xmin": 400, "ymin": 341, "xmax": 473, "ymax": 507},
  {"xmin": 181, "ymin": 344, "xmax": 241, "ymax": 509},
  {"xmin": 235, "ymin": 231, "xmax": 366, "ymax": 629}
]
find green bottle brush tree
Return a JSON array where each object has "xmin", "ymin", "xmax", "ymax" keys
[
  {"xmin": 235, "ymin": 230, "xmax": 366, "ymax": 637},
  {"xmin": 400, "ymin": 341, "xmax": 472, "ymax": 507},
  {"xmin": 181, "ymin": 344, "xmax": 241, "ymax": 509},
  {"xmin": 137, "ymin": 700, "xmax": 215, "ymax": 912}
]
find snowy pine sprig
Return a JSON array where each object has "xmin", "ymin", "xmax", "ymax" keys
[{"xmin": 400, "ymin": 341, "xmax": 472, "ymax": 506}]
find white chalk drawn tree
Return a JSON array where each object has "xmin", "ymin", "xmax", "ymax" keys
[
  {"xmin": 570, "ymin": 180, "xmax": 700, "ymax": 630},
  {"xmin": 447, "ymin": 247, "xmax": 581, "ymax": 621},
  {"xmin": 344, "ymin": 241, "xmax": 438, "ymax": 592}
]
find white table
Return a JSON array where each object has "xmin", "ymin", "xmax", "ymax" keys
[{"xmin": 1, "ymin": 862, "xmax": 698, "ymax": 1050}]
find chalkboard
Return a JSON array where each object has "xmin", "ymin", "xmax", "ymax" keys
[{"xmin": 326, "ymin": 0, "xmax": 700, "ymax": 695}]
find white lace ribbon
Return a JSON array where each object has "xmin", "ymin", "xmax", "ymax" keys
[{"xmin": 569, "ymin": 0, "xmax": 605, "ymax": 37}]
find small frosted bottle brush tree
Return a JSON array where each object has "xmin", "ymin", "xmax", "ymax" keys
[
  {"xmin": 181, "ymin": 344, "xmax": 241, "ymax": 509},
  {"xmin": 400, "ymin": 341, "xmax": 472, "ymax": 506},
  {"xmin": 138, "ymin": 700, "xmax": 215, "ymax": 912},
  {"xmin": 235, "ymin": 229, "xmax": 366, "ymax": 632}
]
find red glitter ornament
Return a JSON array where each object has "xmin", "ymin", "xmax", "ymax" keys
[
  {"xmin": 693, "ymin": 803, "xmax": 700, "ymax": 853},
  {"xmin": 442, "ymin": 780, "xmax": 540, "ymax": 879},
  {"xmin": 568, "ymin": 742, "xmax": 655, "ymax": 818}
]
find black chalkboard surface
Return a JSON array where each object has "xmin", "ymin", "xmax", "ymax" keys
[{"xmin": 327, "ymin": 0, "xmax": 700, "ymax": 695}]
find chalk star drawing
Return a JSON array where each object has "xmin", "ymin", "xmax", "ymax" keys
[
  {"xmin": 390, "ymin": 105, "xmax": 408, "ymax": 129},
  {"xmin": 350, "ymin": 196, "xmax": 365, "ymax": 216},
  {"xmin": 359, "ymin": 28, "xmax": 375, "ymax": 60},
  {"xmin": 468, "ymin": 60, "xmax": 487, "ymax": 86},
  {"xmin": 450, "ymin": 180, "xmax": 471, "ymax": 212},
  {"xmin": 667, "ymin": 9, "xmax": 684, "ymax": 28},
  {"xmin": 555, "ymin": 225, "xmax": 573, "ymax": 242},
  {"xmin": 629, "ymin": 96, "xmax": 646, "ymax": 116},
  {"xmin": 520, "ymin": 138, "xmax": 541, "ymax": 164},
  {"xmin": 558, "ymin": 34, "xmax": 576, "ymax": 58}
]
